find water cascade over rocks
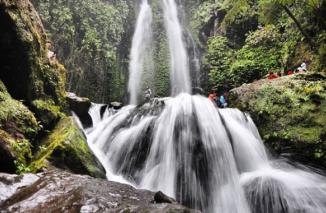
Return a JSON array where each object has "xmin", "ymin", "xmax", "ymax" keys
[
  {"xmin": 76, "ymin": 95, "xmax": 326, "ymax": 213},
  {"xmin": 78, "ymin": 0, "xmax": 326, "ymax": 212}
]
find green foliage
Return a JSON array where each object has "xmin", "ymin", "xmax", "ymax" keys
[
  {"xmin": 154, "ymin": 36, "xmax": 170, "ymax": 97},
  {"xmin": 192, "ymin": 1, "xmax": 220, "ymax": 31},
  {"xmin": 32, "ymin": 99, "xmax": 64, "ymax": 129},
  {"xmin": 0, "ymin": 129, "xmax": 33, "ymax": 174},
  {"xmin": 319, "ymin": 47, "xmax": 326, "ymax": 66},
  {"xmin": 207, "ymin": 26, "xmax": 285, "ymax": 90},
  {"xmin": 230, "ymin": 75, "xmax": 326, "ymax": 166},
  {"xmin": 206, "ymin": 36, "xmax": 234, "ymax": 91},
  {"xmin": 34, "ymin": 0, "xmax": 130, "ymax": 102},
  {"xmin": 12, "ymin": 139, "xmax": 33, "ymax": 174},
  {"xmin": 229, "ymin": 26, "xmax": 282, "ymax": 83},
  {"xmin": 220, "ymin": 0, "xmax": 252, "ymax": 28}
]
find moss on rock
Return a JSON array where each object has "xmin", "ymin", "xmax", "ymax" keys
[
  {"xmin": 0, "ymin": 0, "xmax": 67, "ymax": 118},
  {"xmin": 0, "ymin": 81, "xmax": 39, "ymax": 173},
  {"xmin": 0, "ymin": 81, "xmax": 40, "ymax": 140},
  {"xmin": 230, "ymin": 73, "xmax": 326, "ymax": 167},
  {"xmin": 31, "ymin": 99, "xmax": 64, "ymax": 130},
  {"xmin": 29, "ymin": 117, "xmax": 105, "ymax": 178}
]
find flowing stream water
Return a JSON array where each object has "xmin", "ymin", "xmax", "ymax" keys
[{"xmin": 78, "ymin": 0, "xmax": 326, "ymax": 212}]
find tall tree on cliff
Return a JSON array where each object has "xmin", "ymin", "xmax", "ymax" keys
[{"xmin": 260, "ymin": 0, "xmax": 324, "ymax": 48}]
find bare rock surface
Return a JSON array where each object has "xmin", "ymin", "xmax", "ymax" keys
[{"xmin": 0, "ymin": 170, "xmax": 200, "ymax": 213}]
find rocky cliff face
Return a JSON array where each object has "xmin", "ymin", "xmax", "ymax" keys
[
  {"xmin": 0, "ymin": 0, "xmax": 104, "ymax": 177},
  {"xmin": 0, "ymin": 0, "xmax": 66, "ymax": 107},
  {"xmin": 230, "ymin": 73, "xmax": 326, "ymax": 168}
]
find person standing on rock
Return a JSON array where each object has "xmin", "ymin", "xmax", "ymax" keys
[{"xmin": 144, "ymin": 86, "xmax": 152, "ymax": 102}]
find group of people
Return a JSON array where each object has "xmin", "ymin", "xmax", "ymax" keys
[
  {"xmin": 208, "ymin": 91, "xmax": 228, "ymax": 108},
  {"xmin": 267, "ymin": 62, "xmax": 308, "ymax": 80},
  {"xmin": 143, "ymin": 86, "xmax": 228, "ymax": 108}
]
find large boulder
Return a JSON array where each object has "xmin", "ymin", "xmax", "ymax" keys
[
  {"xmin": 0, "ymin": 170, "xmax": 200, "ymax": 213},
  {"xmin": 29, "ymin": 117, "xmax": 105, "ymax": 178},
  {"xmin": 67, "ymin": 93, "xmax": 92, "ymax": 128},
  {"xmin": 229, "ymin": 73, "xmax": 326, "ymax": 167}
]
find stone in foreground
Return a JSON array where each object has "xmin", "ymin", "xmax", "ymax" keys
[{"xmin": 0, "ymin": 170, "xmax": 200, "ymax": 213}]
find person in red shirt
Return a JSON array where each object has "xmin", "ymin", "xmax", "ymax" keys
[
  {"xmin": 267, "ymin": 71, "xmax": 278, "ymax": 80},
  {"xmin": 287, "ymin": 70, "xmax": 294, "ymax": 75},
  {"xmin": 208, "ymin": 90, "xmax": 217, "ymax": 102}
]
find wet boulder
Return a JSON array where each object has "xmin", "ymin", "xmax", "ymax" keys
[
  {"xmin": 67, "ymin": 93, "xmax": 92, "ymax": 128},
  {"xmin": 109, "ymin": 101, "xmax": 123, "ymax": 110},
  {"xmin": 154, "ymin": 191, "xmax": 176, "ymax": 204},
  {"xmin": 0, "ymin": 170, "xmax": 201, "ymax": 213},
  {"xmin": 29, "ymin": 117, "xmax": 105, "ymax": 178}
]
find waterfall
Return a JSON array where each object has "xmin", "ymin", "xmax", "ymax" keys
[
  {"xmin": 162, "ymin": 0, "xmax": 191, "ymax": 95},
  {"xmin": 128, "ymin": 0, "xmax": 192, "ymax": 102},
  {"xmin": 128, "ymin": 0, "xmax": 153, "ymax": 105},
  {"xmin": 74, "ymin": 92, "xmax": 326, "ymax": 213},
  {"xmin": 75, "ymin": 1, "xmax": 326, "ymax": 212}
]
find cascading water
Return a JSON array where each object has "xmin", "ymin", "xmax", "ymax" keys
[
  {"xmin": 75, "ymin": 0, "xmax": 326, "ymax": 212},
  {"xmin": 128, "ymin": 0, "xmax": 153, "ymax": 105},
  {"xmin": 79, "ymin": 98, "xmax": 326, "ymax": 213},
  {"xmin": 162, "ymin": 0, "xmax": 191, "ymax": 95}
]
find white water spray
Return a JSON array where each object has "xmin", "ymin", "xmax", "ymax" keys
[
  {"xmin": 162, "ymin": 0, "xmax": 191, "ymax": 95},
  {"xmin": 75, "ymin": 95, "xmax": 326, "ymax": 213},
  {"xmin": 128, "ymin": 0, "xmax": 153, "ymax": 105}
]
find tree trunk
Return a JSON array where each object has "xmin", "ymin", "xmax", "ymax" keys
[{"xmin": 281, "ymin": 5, "xmax": 314, "ymax": 48}]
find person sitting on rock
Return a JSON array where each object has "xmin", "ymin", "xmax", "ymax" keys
[
  {"xmin": 301, "ymin": 62, "xmax": 307, "ymax": 71},
  {"xmin": 297, "ymin": 62, "xmax": 307, "ymax": 73},
  {"xmin": 287, "ymin": 69, "xmax": 294, "ymax": 75},
  {"xmin": 219, "ymin": 93, "xmax": 228, "ymax": 108},
  {"xmin": 268, "ymin": 71, "xmax": 278, "ymax": 80},
  {"xmin": 144, "ymin": 86, "xmax": 152, "ymax": 102}
]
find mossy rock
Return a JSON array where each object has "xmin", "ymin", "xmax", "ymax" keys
[
  {"xmin": 0, "ymin": 81, "xmax": 38, "ymax": 173},
  {"xmin": 230, "ymin": 73, "xmax": 326, "ymax": 167},
  {"xmin": 29, "ymin": 117, "xmax": 105, "ymax": 178},
  {"xmin": 0, "ymin": 0, "xmax": 67, "ymax": 121},
  {"xmin": 0, "ymin": 129, "xmax": 33, "ymax": 174},
  {"xmin": 31, "ymin": 99, "xmax": 64, "ymax": 130},
  {"xmin": 0, "ymin": 80, "xmax": 40, "ymax": 140}
]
